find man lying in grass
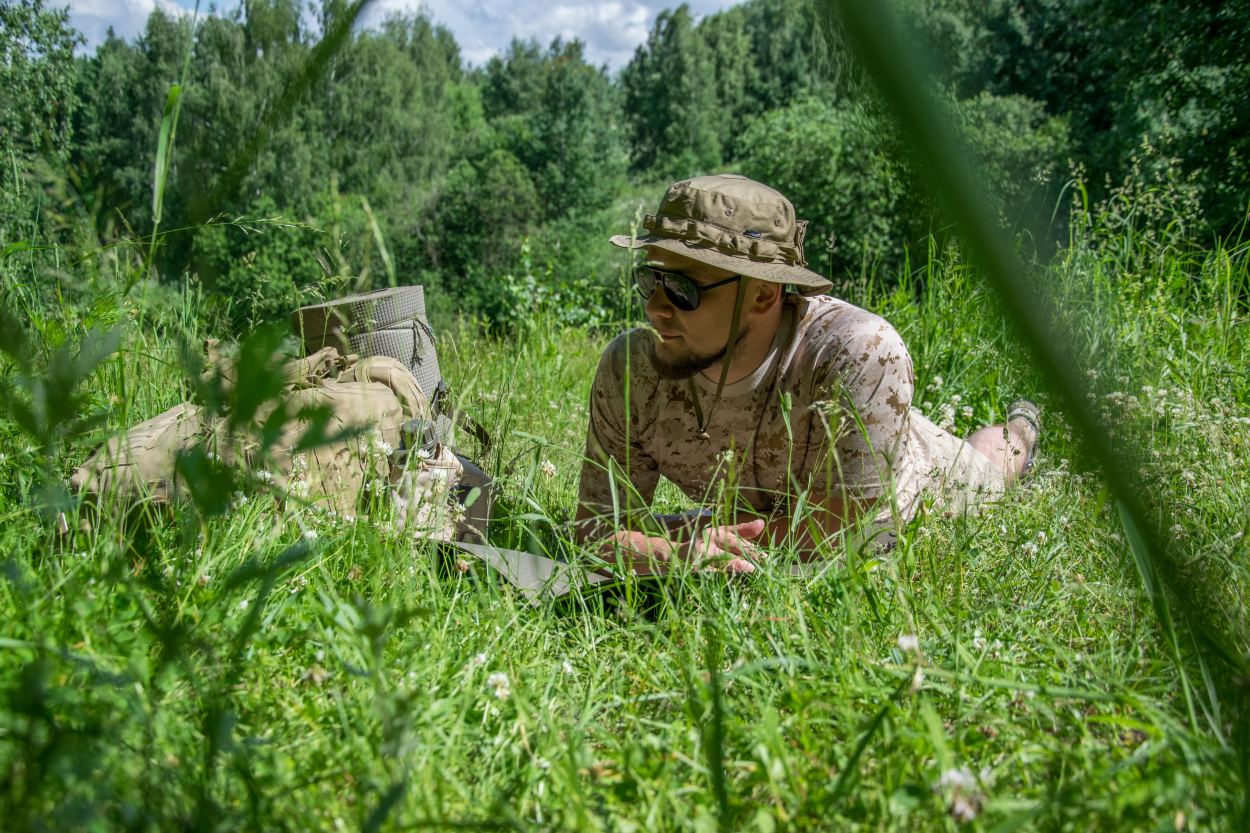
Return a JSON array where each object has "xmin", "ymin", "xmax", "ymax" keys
[{"xmin": 575, "ymin": 174, "xmax": 1039, "ymax": 574}]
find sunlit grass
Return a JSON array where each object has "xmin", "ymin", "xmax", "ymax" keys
[{"xmin": 0, "ymin": 209, "xmax": 1247, "ymax": 829}]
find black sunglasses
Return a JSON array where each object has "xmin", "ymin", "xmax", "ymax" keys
[{"xmin": 634, "ymin": 266, "xmax": 741, "ymax": 312}]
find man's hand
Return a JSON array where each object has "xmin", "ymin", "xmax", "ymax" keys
[
  {"xmin": 687, "ymin": 518, "xmax": 766, "ymax": 573},
  {"xmin": 604, "ymin": 518, "xmax": 766, "ymax": 576}
]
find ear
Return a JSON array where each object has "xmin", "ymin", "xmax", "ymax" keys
[{"xmin": 749, "ymin": 278, "xmax": 783, "ymax": 312}]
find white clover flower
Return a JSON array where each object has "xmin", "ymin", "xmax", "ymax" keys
[
  {"xmin": 256, "ymin": 470, "xmax": 275, "ymax": 484},
  {"xmin": 374, "ymin": 438, "xmax": 393, "ymax": 457},
  {"xmin": 931, "ymin": 375, "xmax": 944, "ymax": 389},
  {"xmin": 1181, "ymin": 470, "xmax": 1196, "ymax": 485},
  {"xmin": 303, "ymin": 529, "xmax": 318, "ymax": 541},
  {"xmin": 239, "ymin": 599, "xmax": 250, "ymax": 610},
  {"xmin": 487, "ymin": 671, "xmax": 511, "ymax": 700},
  {"xmin": 1036, "ymin": 530, "xmax": 1047, "ymax": 544},
  {"xmin": 972, "ymin": 631, "xmax": 986, "ymax": 651},
  {"xmin": 937, "ymin": 767, "xmax": 983, "ymax": 823},
  {"xmin": 1021, "ymin": 541, "xmax": 1039, "ymax": 557},
  {"xmin": 465, "ymin": 652, "xmax": 488, "ymax": 671},
  {"xmin": 539, "ymin": 459, "xmax": 557, "ymax": 479},
  {"xmin": 897, "ymin": 634, "xmax": 920, "ymax": 653},
  {"xmin": 939, "ymin": 767, "xmax": 976, "ymax": 791},
  {"xmin": 561, "ymin": 660, "xmax": 575, "ymax": 675},
  {"xmin": 960, "ymin": 405, "xmax": 974, "ymax": 419},
  {"xmin": 909, "ymin": 666, "xmax": 925, "ymax": 693},
  {"xmin": 951, "ymin": 795, "xmax": 979, "ymax": 823}
]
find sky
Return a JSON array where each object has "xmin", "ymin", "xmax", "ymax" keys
[{"xmin": 62, "ymin": 0, "xmax": 745, "ymax": 70}]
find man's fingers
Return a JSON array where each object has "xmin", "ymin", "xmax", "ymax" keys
[
  {"xmin": 705, "ymin": 527, "xmax": 765, "ymax": 559},
  {"xmin": 734, "ymin": 518, "xmax": 767, "ymax": 539}
]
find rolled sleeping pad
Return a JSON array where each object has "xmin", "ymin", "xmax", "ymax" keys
[{"xmin": 291, "ymin": 286, "xmax": 451, "ymax": 439}]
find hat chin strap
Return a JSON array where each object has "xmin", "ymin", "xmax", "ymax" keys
[{"xmin": 688, "ymin": 277, "xmax": 749, "ymax": 440}]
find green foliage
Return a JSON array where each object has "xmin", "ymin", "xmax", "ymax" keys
[
  {"xmin": 620, "ymin": 5, "xmax": 723, "ymax": 175},
  {"xmin": 0, "ymin": 0, "xmax": 81, "ymax": 238},
  {"xmin": 739, "ymin": 99, "xmax": 905, "ymax": 280},
  {"xmin": 1, "ymin": 193, "xmax": 1249, "ymax": 826},
  {"xmin": 951, "ymin": 0, "xmax": 1250, "ymax": 236},
  {"xmin": 433, "ymin": 149, "xmax": 542, "ymax": 307},
  {"xmin": 740, "ymin": 94, "xmax": 1069, "ymax": 283}
]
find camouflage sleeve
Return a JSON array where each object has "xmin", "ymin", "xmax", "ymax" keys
[
  {"xmin": 576, "ymin": 335, "xmax": 661, "ymax": 524},
  {"xmin": 803, "ymin": 318, "xmax": 914, "ymax": 502}
]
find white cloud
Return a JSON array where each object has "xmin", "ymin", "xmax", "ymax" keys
[
  {"xmin": 370, "ymin": 0, "xmax": 745, "ymax": 70},
  {"xmin": 66, "ymin": 0, "xmax": 746, "ymax": 70},
  {"xmin": 66, "ymin": 0, "xmax": 196, "ymax": 51}
]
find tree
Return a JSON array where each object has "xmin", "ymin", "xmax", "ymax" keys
[
  {"xmin": 620, "ymin": 4, "xmax": 722, "ymax": 175},
  {"xmin": 0, "ymin": 0, "xmax": 81, "ymax": 236}
]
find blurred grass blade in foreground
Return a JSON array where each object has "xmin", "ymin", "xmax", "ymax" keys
[{"xmin": 817, "ymin": 0, "xmax": 1246, "ymax": 728}]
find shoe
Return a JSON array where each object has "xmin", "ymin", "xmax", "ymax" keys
[{"xmin": 1006, "ymin": 398, "xmax": 1041, "ymax": 475}]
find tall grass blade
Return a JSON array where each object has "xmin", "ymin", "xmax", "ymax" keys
[
  {"xmin": 190, "ymin": 0, "xmax": 377, "ymax": 226},
  {"xmin": 818, "ymin": 0, "xmax": 1246, "ymax": 734}
]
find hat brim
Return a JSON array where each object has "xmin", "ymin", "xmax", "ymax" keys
[{"xmin": 609, "ymin": 234, "xmax": 832, "ymax": 294}]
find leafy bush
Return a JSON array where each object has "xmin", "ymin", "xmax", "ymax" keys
[
  {"xmin": 192, "ymin": 194, "xmax": 367, "ymax": 328},
  {"xmin": 739, "ymin": 94, "xmax": 1069, "ymax": 284},
  {"xmin": 738, "ymin": 99, "xmax": 907, "ymax": 281}
]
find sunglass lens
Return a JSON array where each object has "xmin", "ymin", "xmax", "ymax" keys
[
  {"xmin": 634, "ymin": 266, "xmax": 657, "ymax": 299},
  {"xmin": 663, "ymin": 273, "xmax": 700, "ymax": 311}
]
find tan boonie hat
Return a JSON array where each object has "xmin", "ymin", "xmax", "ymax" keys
[{"xmin": 610, "ymin": 173, "xmax": 832, "ymax": 294}]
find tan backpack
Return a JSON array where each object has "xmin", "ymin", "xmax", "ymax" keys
[{"xmin": 72, "ymin": 342, "xmax": 472, "ymax": 542}]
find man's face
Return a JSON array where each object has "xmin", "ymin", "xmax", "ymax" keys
[{"xmin": 642, "ymin": 248, "xmax": 747, "ymax": 379}]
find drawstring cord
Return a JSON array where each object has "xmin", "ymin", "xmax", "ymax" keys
[{"xmin": 688, "ymin": 278, "xmax": 750, "ymax": 439}]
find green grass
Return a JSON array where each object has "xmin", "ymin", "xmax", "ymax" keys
[{"xmin": 0, "ymin": 207, "xmax": 1248, "ymax": 831}]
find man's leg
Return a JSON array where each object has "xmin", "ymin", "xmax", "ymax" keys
[{"xmin": 966, "ymin": 408, "xmax": 1039, "ymax": 486}]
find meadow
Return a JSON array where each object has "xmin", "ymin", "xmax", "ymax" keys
[{"xmin": 1, "ymin": 182, "xmax": 1248, "ymax": 831}]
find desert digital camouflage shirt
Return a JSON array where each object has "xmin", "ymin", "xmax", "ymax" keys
[{"xmin": 577, "ymin": 294, "xmax": 1005, "ymax": 526}]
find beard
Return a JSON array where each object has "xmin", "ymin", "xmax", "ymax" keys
[{"xmin": 651, "ymin": 325, "xmax": 751, "ymax": 380}]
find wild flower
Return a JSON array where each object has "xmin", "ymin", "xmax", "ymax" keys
[
  {"xmin": 931, "ymin": 375, "xmax": 944, "ymax": 389},
  {"xmin": 256, "ymin": 469, "xmax": 275, "ymax": 484},
  {"xmin": 897, "ymin": 634, "xmax": 920, "ymax": 653},
  {"xmin": 465, "ymin": 652, "xmax": 488, "ymax": 672},
  {"xmin": 561, "ymin": 660, "xmax": 576, "ymax": 675},
  {"xmin": 909, "ymin": 666, "xmax": 925, "ymax": 693},
  {"xmin": 487, "ymin": 671, "xmax": 511, "ymax": 700},
  {"xmin": 539, "ymin": 459, "xmax": 557, "ymax": 479},
  {"xmin": 303, "ymin": 529, "xmax": 318, "ymax": 541},
  {"xmin": 937, "ymin": 767, "xmax": 983, "ymax": 823}
]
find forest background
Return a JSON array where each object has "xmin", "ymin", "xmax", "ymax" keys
[
  {"xmin": 4, "ymin": 0, "xmax": 1246, "ymax": 330},
  {"xmin": 3, "ymin": 0, "xmax": 1250, "ymax": 830}
]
